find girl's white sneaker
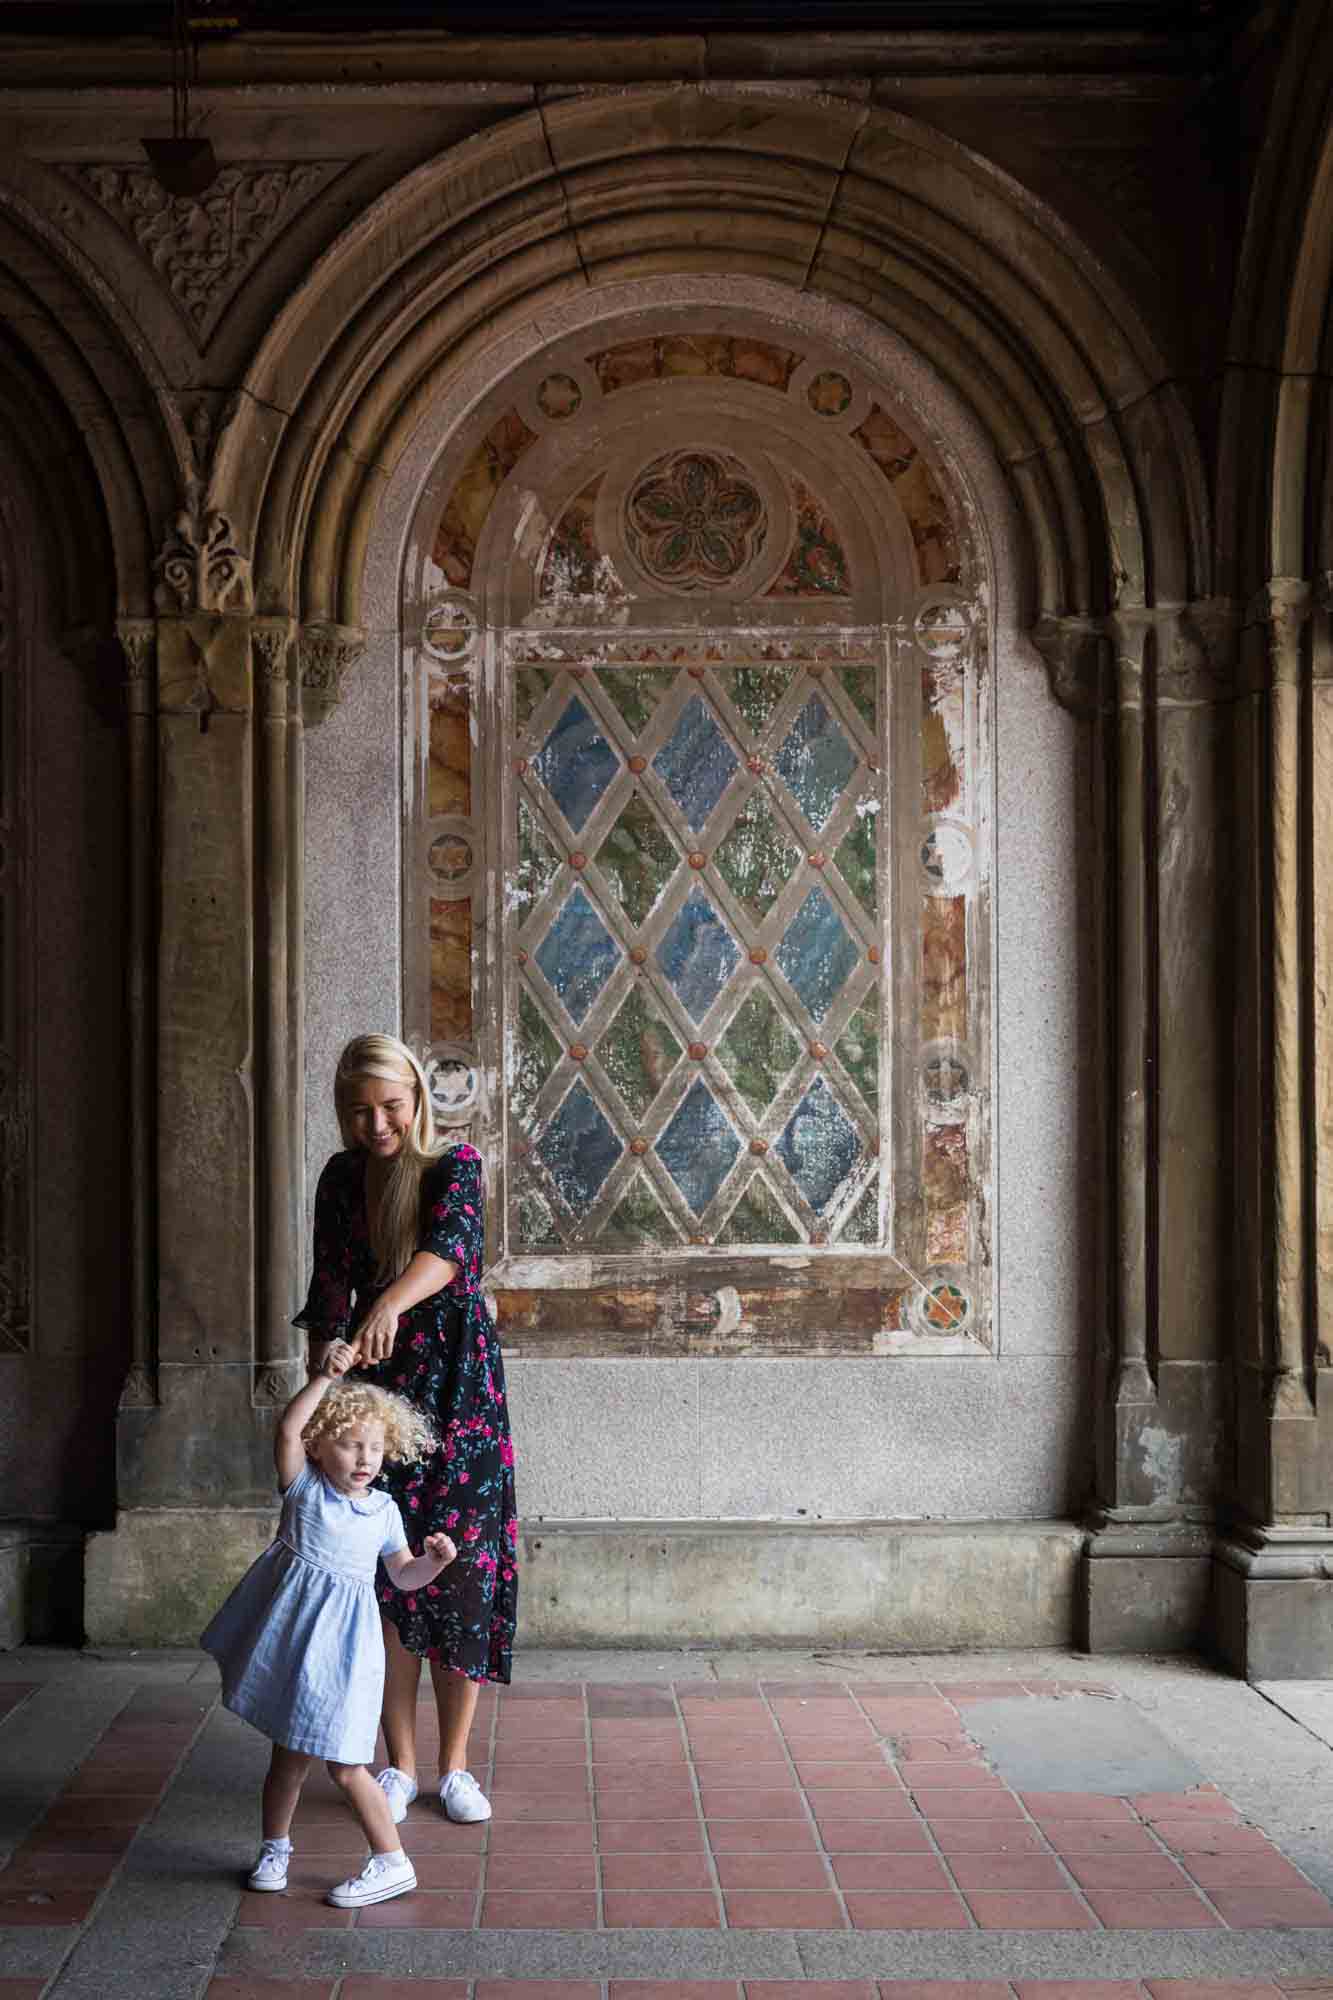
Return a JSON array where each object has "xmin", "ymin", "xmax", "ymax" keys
[
  {"xmin": 439, "ymin": 1769, "xmax": 491, "ymax": 1822},
  {"xmin": 247, "ymin": 1840, "xmax": 291, "ymax": 1892},
  {"xmin": 326, "ymin": 1851, "xmax": 417, "ymax": 1907},
  {"xmin": 373, "ymin": 1765, "xmax": 419, "ymax": 1824}
]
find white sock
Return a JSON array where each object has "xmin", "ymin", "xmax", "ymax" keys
[
  {"xmin": 372, "ymin": 1848, "xmax": 405, "ymax": 1862},
  {"xmin": 262, "ymin": 1836, "xmax": 292, "ymax": 1852}
]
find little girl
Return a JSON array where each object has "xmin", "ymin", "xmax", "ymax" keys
[{"xmin": 201, "ymin": 1339, "xmax": 456, "ymax": 1908}]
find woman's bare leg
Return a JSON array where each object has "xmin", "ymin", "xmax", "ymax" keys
[
  {"xmin": 262, "ymin": 1745, "xmax": 313, "ymax": 1840},
  {"xmin": 379, "ymin": 1619, "xmax": 423, "ymax": 1779},
  {"xmin": 430, "ymin": 1661, "xmax": 481, "ymax": 1776}
]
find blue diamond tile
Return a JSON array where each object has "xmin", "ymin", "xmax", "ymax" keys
[
  {"xmin": 774, "ymin": 886, "xmax": 860, "ymax": 1023},
  {"xmin": 652, "ymin": 695, "xmax": 739, "ymax": 831},
  {"xmin": 533, "ymin": 696, "xmax": 620, "ymax": 832},
  {"xmin": 774, "ymin": 694, "xmax": 858, "ymax": 832},
  {"xmin": 656, "ymin": 888, "xmax": 740, "ymax": 1023},
  {"xmin": 776, "ymin": 1077, "xmax": 861, "ymax": 1214},
  {"xmin": 535, "ymin": 887, "xmax": 620, "ymax": 1024},
  {"xmin": 537, "ymin": 1081, "xmax": 621, "ymax": 1215},
  {"xmin": 656, "ymin": 1080, "xmax": 741, "ymax": 1216}
]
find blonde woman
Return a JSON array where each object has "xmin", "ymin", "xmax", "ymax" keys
[{"xmin": 294, "ymin": 1033, "xmax": 517, "ymax": 1827}]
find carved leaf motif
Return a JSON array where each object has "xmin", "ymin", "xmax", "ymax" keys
[{"xmin": 70, "ymin": 163, "xmax": 338, "ymax": 343}]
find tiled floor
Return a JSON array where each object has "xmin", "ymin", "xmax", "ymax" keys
[
  {"xmin": 4, "ymin": 1654, "xmax": 1333, "ymax": 2000},
  {"xmin": 211, "ymin": 1682, "xmax": 1333, "ymax": 1937}
]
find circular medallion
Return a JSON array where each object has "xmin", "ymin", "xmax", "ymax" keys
[
  {"xmin": 807, "ymin": 370, "xmax": 854, "ymax": 416},
  {"xmin": 920, "ymin": 818, "xmax": 974, "ymax": 895},
  {"xmin": 623, "ymin": 448, "xmax": 767, "ymax": 593},
  {"xmin": 537, "ymin": 372, "xmax": 583, "ymax": 421},
  {"xmin": 910, "ymin": 1270, "xmax": 973, "ymax": 1338},
  {"xmin": 915, "ymin": 599, "xmax": 970, "ymax": 661},
  {"xmin": 422, "ymin": 593, "xmax": 478, "ymax": 662},
  {"xmin": 428, "ymin": 833, "xmax": 473, "ymax": 883},
  {"xmin": 920, "ymin": 1041, "xmax": 973, "ymax": 1122}
]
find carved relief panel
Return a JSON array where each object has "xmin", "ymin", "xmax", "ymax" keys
[{"xmin": 403, "ymin": 318, "xmax": 991, "ymax": 1356}]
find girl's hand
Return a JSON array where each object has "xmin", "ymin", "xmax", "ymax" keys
[
  {"xmin": 422, "ymin": 1532, "xmax": 457, "ymax": 1568},
  {"xmin": 322, "ymin": 1339, "xmax": 357, "ymax": 1378},
  {"xmin": 354, "ymin": 1300, "xmax": 400, "ymax": 1366}
]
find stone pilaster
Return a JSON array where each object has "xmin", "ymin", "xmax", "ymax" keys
[
  {"xmin": 1215, "ymin": 577, "xmax": 1333, "ymax": 1678},
  {"xmin": 1036, "ymin": 602, "xmax": 1238, "ymax": 1652},
  {"xmin": 87, "ymin": 512, "xmax": 305, "ymax": 1643}
]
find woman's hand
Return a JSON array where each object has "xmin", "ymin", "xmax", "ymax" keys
[{"xmin": 353, "ymin": 1298, "xmax": 400, "ymax": 1366}]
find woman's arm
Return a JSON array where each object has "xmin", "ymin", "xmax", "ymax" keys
[
  {"xmin": 274, "ymin": 1339, "xmax": 356, "ymax": 1486},
  {"xmin": 353, "ymin": 1250, "xmax": 457, "ymax": 1366}
]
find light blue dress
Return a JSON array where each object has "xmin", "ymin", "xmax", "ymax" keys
[{"xmin": 201, "ymin": 1460, "xmax": 409, "ymax": 1763}]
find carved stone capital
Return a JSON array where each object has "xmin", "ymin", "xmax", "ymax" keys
[
  {"xmin": 1247, "ymin": 576, "xmax": 1312, "ymax": 688},
  {"xmin": 118, "ymin": 1363, "xmax": 158, "ymax": 1410},
  {"xmin": 1161, "ymin": 597, "xmax": 1240, "ymax": 705},
  {"xmin": 299, "ymin": 621, "xmax": 366, "ymax": 727},
  {"xmin": 116, "ymin": 618, "xmax": 157, "ymax": 714},
  {"xmin": 154, "ymin": 495, "xmax": 254, "ymax": 615},
  {"xmin": 253, "ymin": 1361, "xmax": 303, "ymax": 1407},
  {"xmin": 251, "ymin": 617, "xmax": 295, "ymax": 714},
  {"xmin": 1030, "ymin": 614, "xmax": 1107, "ymax": 716}
]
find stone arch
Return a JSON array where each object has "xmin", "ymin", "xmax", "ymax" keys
[
  {"xmin": 216, "ymin": 88, "xmax": 1210, "ymax": 633},
  {"xmin": 0, "ymin": 183, "xmax": 185, "ymax": 617}
]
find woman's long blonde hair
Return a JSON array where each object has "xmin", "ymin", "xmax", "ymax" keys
[{"xmin": 334, "ymin": 1033, "xmax": 444, "ymax": 1282}]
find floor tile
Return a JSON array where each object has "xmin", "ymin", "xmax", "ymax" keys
[
  {"xmin": 844, "ymin": 1891, "xmax": 971, "ymax": 1929},
  {"xmin": 355, "ymin": 1891, "xmax": 476, "ymax": 1927},
  {"xmin": 1081, "ymin": 1888, "xmax": 1222, "ymax": 1929},
  {"xmin": 913, "ymin": 1791, "xmax": 1024, "ymax": 1820},
  {"xmin": 396, "ymin": 1853, "xmax": 483, "ymax": 1890},
  {"xmin": 1040, "ymin": 1823, "xmax": 1161, "ymax": 1855},
  {"xmin": 878, "ymin": 1986, "xmax": 1012, "ymax": 2000},
  {"xmin": 929, "ymin": 1822, "xmax": 1048, "ymax": 1855},
  {"xmin": 1207, "ymin": 1887, "xmax": 1333, "ymax": 1927},
  {"xmin": 340, "ymin": 1982, "xmax": 470, "ymax": 1999},
  {"xmin": 715, "ymin": 1853, "xmax": 834, "ymax": 1890},
  {"xmin": 946, "ymin": 1854, "xmax": 1070, "ymax": 1891},
  {"xmin": 488, "ymin": 1820, "xmax": 594, "ymax": 1851},
  {"xmin": 1152, "ymin": 1820, "xmax": 1274, "ymax": 1854},
  {"xmin": 794, "ymin": 1764, "xmax": 903, "ymax": 1788},
  {"xmin": 1132, "ymin": 1791, "xmax": 1235, "ymax": 1820},
  {"xmin": 205, "ymin": 1983, "xmax": 338, "ymax": 1999},
  {"xmin": 695, "ymin": 1763, "xmax": 797, "ymax": 1788},
  {"xmin": 817, "ymin": 1821, "xmax": 934, "ymax": 1854},
  {"xmin": 231, "ymin": 1897, "xmax": 354, "ymax": 1928},
  {"xmin": 609, "ymin": 1985, "xmax": 739, "ymax": 2000},
  {"xmin": 725, "ymin": 1891, "xmax": 847, "ymax": 1928},
  {"xmin": 706, "ymin": 1820, "xmax": 819, "ymax": 1852},
  {"xmin": 699, "ymin": 1789, "xmax": 806, "ymax": 1820},
  {"xmin": 0, "ymin": 1888, "xmax": 96, "ymax": 1925},
  {"xmin": 600, "ymin": 1854, "xmax": 715, "ymax": 1891},
  {"xmin": 807, "ymin": 1790, "xmax": 920, "ymax": 1819},
  {"xmin": 475, "ymin": 1984, "xmax": 599, "ymax": 2000},
  {"xmin": 1063, "ymin": 1854, "xmax": 1192, "ymax": 1890},
  {"xmin": 1012, "ymin": 1985, "xmax": 1144, "ymax": 1998},
  {"xmin": 597, "ymin": 1787, "xmax": 700, "ymax": 1819},
  {"xmin": 603, "ymin": 1891, "xmax": 722, "ymax": 1928},
  {"xmin": 484, "ymin": 1853, "xmax": 596, "ymax": 1890},
  {"xmin": 0, "ymin": 1853, "xmax": 117, "ymax": 1889},
  {"xmin": 831, "ymin": 1855, "xmax": 953, "ymax": 1892},
  {"xmin": 895, "ymin": 1764, "xmax": 1003, "ymax": 1790},
  {"xmin": 966, "ymin": 1891, "xmax": 1098, "ymax": 1929},
  {"xmin": 595, "ymin": 1820, "xmax": 706, "ymax": 1852},
  {"xmin": 1019, "ymin": 1794, "xmax": 1136, "ymax": 1820},
  {"xmin": 746, "ymin": 1984, "xmax": 873, "ymax": 2000},
  {"xmin": 1182, "ymin": 1851, "xmax": 1316, "ymax": 1889},
  {"xmin": 894, "ymin": 1739, "xmax": 986, "ymax": 1763},
  {"xmin": 480, "ymin": 1891, "xmax": 599, "ymax": 1927},
  {"xmin": 1144, "ymin": 1986, "xmax": 1286, "ymax": 1998}
]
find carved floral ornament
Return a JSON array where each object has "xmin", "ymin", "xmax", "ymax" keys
[
  {"xmin": 623, "ymin": 449, "xmax": 767, "ymax": 592},
  {"xmin": 298, "ymin": 622, "xmax": 367, "ymax": 726},
  {"xmin": 68, "ymin": 162, "xmax": 338, "ymax": 344},
  {"xmin": 154, "ymin": 496, "xmax": 253, "ymax": 614}
]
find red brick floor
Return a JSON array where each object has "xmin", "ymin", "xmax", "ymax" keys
[
  {"xmin": 199, "ymin": 1981, "xmax": 1333, "ymax": 1998},
  {"xmin": 204, "ymin": 1681, "xmax": 1333, "ymax": 1934}
]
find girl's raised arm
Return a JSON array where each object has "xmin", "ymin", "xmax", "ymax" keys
[{"xmin": 273, "ymin": 1338, "xmax": 356, "ymax": 1488}]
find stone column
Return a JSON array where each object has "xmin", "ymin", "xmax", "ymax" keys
[
  {"xmin": 114, "ymin": 618, "xmax": 158, "ymax": 1414},
  {"xmin": 85, "ymin": 507, "xmax": 304, "ymax": 1642},
  {"xmin": 1215, "ymin": 577, "xmax": 1333, "ymax": 1677},
  {"xmin": 1036, "ymin": 603, "xmax": 1234, "ymax": 1653}
]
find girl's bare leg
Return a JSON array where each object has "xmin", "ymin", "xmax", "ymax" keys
[
  {"xmin": 262, "ymin": 1745, "xmax": 314, "ymax": 1840},
  {"xmin": 429, "ymin": 1661, "xmax": 480, "ymax": 1775},
  {"xmin": 380, "ymin": 1618, "xmax": 423, "ymax": 1779},
  {"xmin": 328, "ymin": 1761, "xmax": 404, "ymax": 1855}
]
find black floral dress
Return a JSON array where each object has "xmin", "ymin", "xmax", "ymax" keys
[{"xmin": 294, "ymin": 1142, "xmax": 517, "ymax": 1684}]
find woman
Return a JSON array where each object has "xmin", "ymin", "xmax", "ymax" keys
[{"xmin": 295, "ymin": 1033, "xmax": 517, "ymax": 1825}]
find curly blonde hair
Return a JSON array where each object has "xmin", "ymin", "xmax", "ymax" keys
[{"xmin": 303, "ymin": 1382, "xmax": 436, "ymax": 1465}]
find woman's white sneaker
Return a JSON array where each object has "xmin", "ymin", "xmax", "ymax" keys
[
  {"xmin": 439, "ymin": 1769, "xmax": 491, "ymax": 1823},
  {"xmin": 373, "ymin": 1765, "xmax": 419, "ymax": 1824},
  {"xmin": 247, "ymin": 1840, "xmax": 291, "ymax": 1892},
  {"xmin": 326, "ymin": 1850, "xmax": 417, "ymax": 1907}
]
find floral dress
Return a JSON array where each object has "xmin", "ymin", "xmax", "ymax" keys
[{"xmin": 294, "ymin": 1142, "xmax": 517, "ymax": 1684}]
